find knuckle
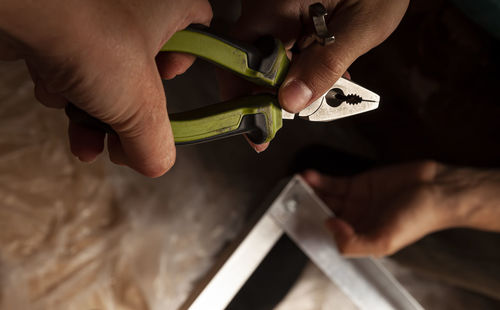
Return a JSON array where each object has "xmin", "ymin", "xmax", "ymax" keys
[
  {"xmin": 416, "ymin": 160, "xmax": 440, "ymax": 181},
  {"xmin": 189, "ymin": 0, "xmax": 213, "ymax": 25},
  {"xmin": 311, "ymin": 55, "xmax": 347, "ymax": 93},
  {"xmin": 203, "ymin": 2, "xmax": 214, "ymax": 21},
  {"xmin": 38, "ymin": 59, "xmax": 88, "ymax": 98},
  {"xmin": 416, "ymin": 183, "xmax": 438, "ymax": 204},
  {"xmin": 113, "ymin": 98, "xmax": 166, "ymax": 139},
  {"xmin": 322, "ymin": 54, "xmax": 347, "ymax": 80}
]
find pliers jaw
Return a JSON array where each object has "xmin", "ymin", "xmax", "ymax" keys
[{"xmin": 282, "ymin": 77, "xmax": 380, "ymax": 122}]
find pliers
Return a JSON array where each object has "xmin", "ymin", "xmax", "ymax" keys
[{"xmin": 66, "ymin": 9, "xmax": 379, "ymax": 145}]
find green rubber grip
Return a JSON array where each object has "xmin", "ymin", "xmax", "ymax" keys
[
  {"xmin": 65, "ymin": 95, "xmax": 283, "ymax": 145},
  {"xmin": 161, "ymin": 26, "xmax": 289, "ymax": 87},
  {"xmin": 171, "ymin": 95, "xmax": 282, "ymax": 144}
]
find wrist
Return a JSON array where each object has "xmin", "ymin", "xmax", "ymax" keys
[{"xmin": 435, "ymin": 166, "xmax": 500, "ymax": 231}]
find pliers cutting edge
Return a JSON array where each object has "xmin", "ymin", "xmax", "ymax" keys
[{"xmin": 66, "ymin": 25, "xmax": 379, "ymax": 145}]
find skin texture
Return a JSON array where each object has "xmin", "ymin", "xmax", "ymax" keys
[
  {"xmin": 221, "ymin": 0, "xmax": 409, "ymax": 152},
  {"xmin": 302, "ymin": 162, "xmax": 500, "ymax": 257},
  {"xmin": 0, "ymin": 0, "xmax": 212, "ymax": 177}
]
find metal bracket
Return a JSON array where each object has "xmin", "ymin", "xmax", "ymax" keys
[{"xmin": 180, "ymin": 176, "xmax": 423, "ymax": 310}]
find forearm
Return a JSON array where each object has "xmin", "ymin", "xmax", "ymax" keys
[{"xmin": 439, "ymin": 166, "xmax": 500, "ymax": 232}]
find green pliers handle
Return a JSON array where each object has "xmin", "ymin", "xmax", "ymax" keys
[
  {"xmin": 162, "ymin": 25, "xmax": 289, "ymax": 88},
  {"xmin": 66, "ymin": 94, "xmax": 282, "ymax": 145},
  {"xmin": 66, "ymin": 26, "xmax": 289, "ymax": 145}
]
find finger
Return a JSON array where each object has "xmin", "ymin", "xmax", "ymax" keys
[
  {"xmin": 156, "ymin": 52, "xmax": 196, "ymax": 80},
  {"xmin": 26, "ymin": 62, "xmax": 67, "ymax": 109},
  {"xmin": 75, "ymin": 52, "xmax": 176, "ymax": 177},
  {"xmin": 279, "ymin": 1, "xmax": 409, "ymax": 113},
  {"xmin": 302, "ymin": 170, "xmax": 351, "ymax": 214},
  {"xmin": 355, "ymin": 161, "xmax": 440, "ymax": 193},
  {"xmin": 342, "ymin": 71, "xmax": 351, "ymax": 80},
  {"xmin": 339, "ymin": 234, "xmax": 397, "ymax": 258},
  {"xmin": 219, "ymin": 67, "xmax": 275, "ymax": 153},
  {"xmin": 253, "ymin": 143, "xmax": 269, "ymax": 153},
  {"xmin": 155, "ymin": 0, "xmax": 212, "ymax": 80},
  {"xmin": 108, "ymin": 59, "xmax": 176, "ymax": 177},
  {"xmin": 34, "ymin": 80, "xmax": 67, "ymax": 109},
  {"xmin": 326, "ymin": 217, "xmax": 385, "ymax": 257},
  {"xmin": 325, "ymin": 217, "xmax": 356, "ymax": 252},
  {"xmin": 327, "ymin": 217, "xmax": 406, "ymax": 257},
  {"xmin": 68, "ymin": 121, "xmax": 105, "ymax": 162},
  {"xmin": 243, "ymin": 135, "xmax": 269, "ymax": 153},
  {"xmin": 302, "ymin": 170, "xmax": 350, "ymax": 197},
  {"xmin": 107, "ymin": 132, "xmax": 128, "ymax": 166}
]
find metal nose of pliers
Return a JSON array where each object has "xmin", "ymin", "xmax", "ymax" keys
[{"xmin": 282, "ymin": 77, "xmax": 380, "ymax": 122}]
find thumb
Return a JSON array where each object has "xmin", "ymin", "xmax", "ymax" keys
[
  {"xmin": 279, "ymin": 1, "xmax": 407, "ymax": 113},
  {"xmin": 326, "ymin": 217, "xmax": 356, "ymax": 253}
]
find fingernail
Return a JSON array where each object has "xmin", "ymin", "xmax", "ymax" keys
[
  {"xmin": 280, "ymin": 80, "xmax": 312, "ymax": 113},
  {"xmin": 253, "ymin": 143, "xmax": 269, "ymax": 153}
]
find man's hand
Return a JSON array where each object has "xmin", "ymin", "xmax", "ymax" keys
[
  {"xmin": 303, "ymin": 162, "xmax": 500, "ymax": 257},
  {"xmin": 0, "ymin": 0, "xmax": 212, "ymax": 177},
  {"xmin": 226, "ymin": 0, "xmax": 408, "ymax": 152}
]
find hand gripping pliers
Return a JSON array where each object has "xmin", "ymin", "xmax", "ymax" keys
[{"xmin": 66, "ymin": 22, "xmax": 379, "ymax": 145}]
